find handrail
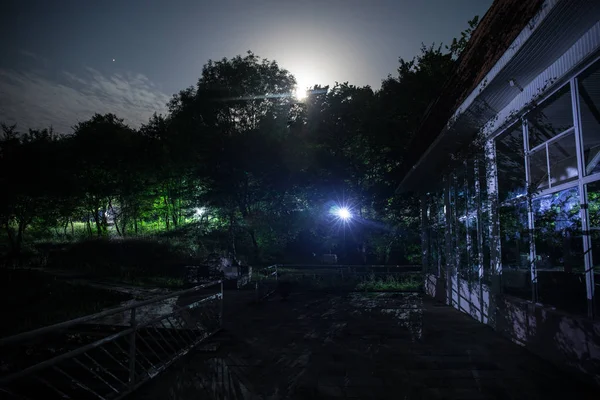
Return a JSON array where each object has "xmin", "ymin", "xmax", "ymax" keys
[
  {"xmin": 0, "ymin": 280, "xmax": 224, "ymax": 400},
  {"xmin": 0, "ymin": 280, "xmax": 222, "ymax": 346},
  {"xmin": 0, "ymin": 293, "xmax": 221, "ymax": 385}
]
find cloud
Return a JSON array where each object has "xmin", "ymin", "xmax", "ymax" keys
[
  {"xmin": 18, "ymin": 50, "xmax": 50, "ymax": 68},
  {"xmin": 0, "ymin": 66, "xmax": 170, "ymax": 133}
]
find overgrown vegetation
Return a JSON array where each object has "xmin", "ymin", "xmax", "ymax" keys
[{"xmin": 355, "ymin": 273, "xmax": 422, "ymax": 292}]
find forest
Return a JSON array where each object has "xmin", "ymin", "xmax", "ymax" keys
[{"xmin": 0, "ymin": 20, "xmax": 478, "ymax": 274}]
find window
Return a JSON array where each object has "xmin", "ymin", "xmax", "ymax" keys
[
  {"xmin": 426, "ymin": 192, "xmax": 446, "ymax": 275},
  {"xmin": 533, "ymin": 187, "xmax": 586, "ymax": 315},
  {"xmin": 527, "ymin": 85, "xmax": 573, "ymax": 149},
  {"xmin": 529, "ymin": 147, "xmax": 550, "ymax": 190},
  {"xmin": 578, "ymin": 59, "xmax": 600, "ymax": 176},
  {"xmin": 496, "ymin": 125, "xmax": 526, "ymax": 202},
  {"xmin": 584, "ymin": 181, "xmax": 600, "ymax": 315},
  {"xmin": 548, "ymin": 133, "xmax": 578, "ymax": 186},
  {"xmin": 499, "ymin": 201, "xmax": 531, "ymax": 300},
  {"xmin": 533, "ymin": 187, "xmax": 582, "ymax": 270},
  {"xmin": 526, "ymin": 83, "xmax": 578, "ymax": 192},
  {"xmin": 499, "ymin": 202, "xmax": 529, "ymax": 270}
]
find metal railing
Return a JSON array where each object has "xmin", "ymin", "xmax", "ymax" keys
[
  {"xmin": 0, "ymin": 280, "xmax": 223, "ymax": 400},
  {"xmin": 254, "ymin": 264, "xmax": 279, "ymax": 301}
]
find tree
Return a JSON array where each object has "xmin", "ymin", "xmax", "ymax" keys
[{"xmin": 168, "ymin": 52, "xmax": 298, "ymax": 261}]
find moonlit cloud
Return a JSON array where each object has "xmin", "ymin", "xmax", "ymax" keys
[{"xmin": 0, "ymin": 64, "xmax": 170, "ymax": 133}]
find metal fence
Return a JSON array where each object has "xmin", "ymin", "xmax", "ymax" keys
[{"xmin": 0, "ymin": 280, "xmax": 223, "ymax": 400}]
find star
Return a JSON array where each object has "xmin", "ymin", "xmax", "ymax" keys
[{"xmin": 112, "ymin": 59, "xmax": 115, "ymax": 62}]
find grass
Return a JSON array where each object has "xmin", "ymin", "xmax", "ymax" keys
[
  {"xmin": 355, "ymin": 273, "xmax": 422, "ymax": 292},
  {"xmin": 253, "ymin": 267, "xmax": 423, "ymax": 292},
  {"xmin": 1, "ymin": 269, "xmax": 131, "ymax": 338}
]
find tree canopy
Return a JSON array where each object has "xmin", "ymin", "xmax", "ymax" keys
[{"xmin": 1, "ymin": 20, "xmax": 480, "ymax": 266}]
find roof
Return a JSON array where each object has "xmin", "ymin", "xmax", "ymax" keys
[{"xmin": 396, "ymin": 0, "xmax": 545, "ymax": 191}]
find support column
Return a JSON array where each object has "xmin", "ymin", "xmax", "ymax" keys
[
  {"xmin": 522, "ymin": 118, "xmax": 538, "ymax": 303},
  {"xmin": 420, "ymin": 194, "xmax": 430, "ymax": 275},
  {"xmin": 571, "ymin": 77, "xmax": 595, "ymax": 318},
  {"xmin": 444, "ymin": 175, "xmax": 454, "ymax": 306},
  {"xmin": 485, "ymin": 139, "xmax": 502, "ymax": 325},
  {"xmin": 454, "ymin": 173, "xmax": 461, "ymax": 311},
  {"xmin": 474, "ymin": 157, "xmax": 486, "ymax": 322}
]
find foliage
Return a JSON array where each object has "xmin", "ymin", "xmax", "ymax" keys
[
  {"xmin": 0, "ymin": 18, "xmax": 483, "ymax": 268},
  {"xmin": 355, "ymin": 273, "xmax": 422, "ymax": 292}
]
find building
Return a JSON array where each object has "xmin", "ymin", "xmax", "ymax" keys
[{"xmin": 397, "ymin": 0, "xmax": 600, "ymax": 385}]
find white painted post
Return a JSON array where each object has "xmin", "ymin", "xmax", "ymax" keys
[
  {"xmin": 485, "ymin": 139, "xmax": 502, "ymax": 294},
  {"xmin": 571, "ymin": 77, "xmax": 595, "ymax": 318},
  {"xmin": 444, "ymin": 176, "xmax": 454, "ymax": 306},
  {"xmin": 421, "ymin": 194, "xmax": 430, "ymax": 275},
  {"xmin": 522, "ymin": 117, "xmax": 538, "ymax": 303}
]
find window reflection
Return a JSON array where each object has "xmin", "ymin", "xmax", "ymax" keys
[
  {"xmin": 499, "ymin": 202, "xmax": 529, "ymax": 270},
  {"xmin": 548, "ymin": 133, "xmax": 578, "ymax": 186},
  {"xmin": 529, "ymin": 148, "xmax": 549, "ymax": 191},
  {"xmin": 533, "ymin": 187, "xmax": 586, "ymax": 315},
  {"xmin": 496, "ymin": 125, "xmax": 526, "ymax": 202},
  {"xmin": 578, "ymin": 59, "xmax": 600, "ymax": 176},
  {"xmin": 527, "ymin": 85, "xmax": 573, "ymax": 149},
  {"xmin": 584, "ymin": 181, "xmax": 600, "ymax": 314}
]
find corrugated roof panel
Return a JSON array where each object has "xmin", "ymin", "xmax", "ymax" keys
[
  {"xmin": 482, "ymin": 0, "xmax": 600, "ymax": 117},
  {"xmin": 399, "ymin": 0, "xmax": 600, "ymax": 193}
]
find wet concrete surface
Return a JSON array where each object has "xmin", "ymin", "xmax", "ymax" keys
[{"xmin": 132, "ymin": 289, "xmax": 599, "ymax": 399}]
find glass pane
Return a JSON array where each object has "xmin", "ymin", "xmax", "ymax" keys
[
  {"xmin": 496, "ymin": 125, "xmax": 526, "ymax": 202},
  {"xmin": 499, "ymin": 201, "xmax": 531, "ymax": 300},
  {"xmin": 529, "ymin": 148, "xmax": 549, "ymax": 191},
  {"xmin": 527, "ymin": 85, "xmax": 573, "ymax": 149},
  {"xmin": 454, "ymin": 168, "xmax": 466, "ymax": 219},
  {"xmin": 548, "ymin": 133, "xmax": 578, "ymax": 187},
  {"xmin": 533, "ymin": 187, "xmax": 586, "ymax": 315},
  {"xmin": 427, "ymin": 192, "xmax": 445, "ymax": 275},
  {"xmin": 499, "ymin": 202, "xmax": 529, "ymax": 270},
  {"xmin": 578, "ymin": 59, "xmax": 600, "ymax": 176},
  {"xmin": 585, "ymin": 181, "xmax": 600, "ymax": 315}
]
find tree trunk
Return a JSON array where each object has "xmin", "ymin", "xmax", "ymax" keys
[
  {"xmin": 5, "ymin": 220, "xmax": 16, "ymax": 254},
  {"xmin": 171, "ymin": 197, "xmax": 178, "ymax": 227},
  {"xmin": 249, "ymin": 229, "xmax": 260, "ymax": 262},
  {"xmin": 92, "ymin": 211, "xmax": 102, "ymax": 237},
  {"xmin": 164, "ymin": 197, "xmax": 170, "ymax": 230},
  {"xmin": 101, "ymin": 206, "xmax": 108, "ymax": 234},
  {"xmin": 110, "ymin": 200, "xmax": 122, "ymax": 237},
  {"xmin": 229, "ymin": 212, "xmax": 236, "ymax": 257},
  {"xmin": 70, "ymin": 219, "xmax": 74, "ymax": 236},
  {"xmin": 114, "ymin": 215, "xmax": 122, "ymax": 236}
]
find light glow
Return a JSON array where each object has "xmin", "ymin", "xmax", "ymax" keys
[
  {"xmin": 331, "ymin": 206, "xmax": 352, "ymax": 221},
  {"xmin": 295, "ymin": 86, "xmax": 307, "ymax": 100}
]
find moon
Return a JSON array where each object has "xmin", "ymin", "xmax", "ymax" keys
[
  {"xmin": 293, "ymin": 68, "xmax": 318, "ymax": 101},
  {"xmin": 295, "ymin": 86, "xmax": 307, "ymax": 100}
]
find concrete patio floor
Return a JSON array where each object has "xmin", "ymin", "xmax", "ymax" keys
[{"xmin": 132, "ymin": 289, "xmax": 599, "ymax": 399}]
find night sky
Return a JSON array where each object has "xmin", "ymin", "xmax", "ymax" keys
[{"xmin": 0, "ymin": 0, "xmax": 492, "ymax": 132}]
